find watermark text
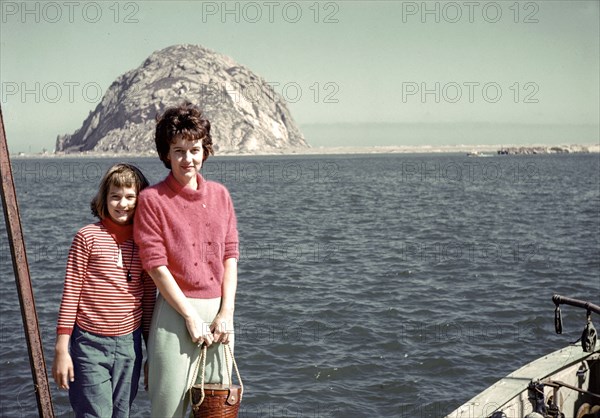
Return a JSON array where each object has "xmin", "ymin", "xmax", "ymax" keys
[
  {"xmin": 401, "ymin": 1, "xmax": 540, "ymax": 24},
  {"xmin": 402, "ymin": 82, "xmax": 539, "ymax": 104},
  {"xmin": 1, "ymin": 1, "xmax": 140, "ymax": 24},
  {"xmin": 200, "ymin": 1, "xmax": 340, "ymax": 24}
]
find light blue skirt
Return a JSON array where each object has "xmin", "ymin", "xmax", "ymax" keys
[{"xmin": 147, "ymin": 294, "xmax": 234, "ymax": 418}]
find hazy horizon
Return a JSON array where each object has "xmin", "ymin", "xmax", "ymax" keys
[{"xmin": 6, "ymin": 122, "xmax": 599, "ymax": 154}]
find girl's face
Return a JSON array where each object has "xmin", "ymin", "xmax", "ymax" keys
[{"xmin": 106, "ymin": 184, "xmax": 137, "ymax": 225}]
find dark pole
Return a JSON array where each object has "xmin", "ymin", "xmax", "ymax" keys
[
  {"xmin": 0, "ymin": 106, "xmax": 55, "ymax": 417},
  {"xmin": 553, "ymin": 294, "xmax": 600, "ymax": 315}
]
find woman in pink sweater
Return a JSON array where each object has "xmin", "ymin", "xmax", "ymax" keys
[{"xmin": 134, "ymin": 102, "xmax": 239, "ymax": 417}]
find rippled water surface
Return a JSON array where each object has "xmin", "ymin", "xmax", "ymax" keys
[{"xmin": 1, "ymin": 153, "xmax": 599, "ymax": 417}]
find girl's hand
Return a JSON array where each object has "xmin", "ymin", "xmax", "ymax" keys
[
  {"xmin": 52, "ymin": 350, "xmax": 74, "ymax": 390},
  {"xmin": 185, "ymin": 314, "xmax": 214, "ymax": 347},
  {"xmin": 52, "ymin": 334, "xmax": 74, "ymax": 390},
  {"xmin": 211, "ymin": 310, "xmax": 234, "ymax": 344}
]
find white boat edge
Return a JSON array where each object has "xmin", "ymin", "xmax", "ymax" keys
[{"xmin": 446, "ymin": 342, "xmax": 600, "ymax": 418}]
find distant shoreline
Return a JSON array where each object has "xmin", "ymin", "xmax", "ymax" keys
[{"xmin": 10, "ymin": 143, "xmax": 600, "ymax": 158}]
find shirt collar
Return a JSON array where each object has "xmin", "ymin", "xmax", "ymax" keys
[
  {"xmin": 101, "ymin": 216, "xmax": 133, "ymax": 244},
  {"xmin": 165, "ymin": 172, "xmax": 206, "ymax": 201}
]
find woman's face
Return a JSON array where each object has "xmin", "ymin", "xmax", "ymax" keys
[
  {"xmin": 167, "ymin": 137, "xmax": 204, "ymax": 186},
  {"xmin": 107, "ymin": 184, "xmax": 137, "ymax": 224}
]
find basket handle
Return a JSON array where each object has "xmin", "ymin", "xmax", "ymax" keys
[
  {"xmin": 224, "ymin": 343, "xmax": 244, "ymax": 402},
  {"xmin": 189, "ymin": 343, "xmax": 244, "ymax": 410}
]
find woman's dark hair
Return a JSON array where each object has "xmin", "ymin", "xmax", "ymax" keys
[
  {"xmin": 90, "ymin": 163, "xmax": 149, "ymax": 220},
  {"xmin": 155, "ymin": 102, "xmax": 214, "ymax": 169}
]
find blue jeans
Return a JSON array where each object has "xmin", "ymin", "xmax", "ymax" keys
[{"xmin": 69, "ymin": 325, "xmax": 142, "ymax": 418}]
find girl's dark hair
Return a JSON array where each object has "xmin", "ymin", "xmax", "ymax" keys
[
  {"xmin": 155, "ymin": 102, "xmax": 214, "ymax": 169},
  {"xmin": 90, "ymin": 163, "xmax": 149, "ymax": 219}
]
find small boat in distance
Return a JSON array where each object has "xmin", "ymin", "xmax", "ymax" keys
[
  {"xmin": 447, "ymin": 295, "xmax": 600, "ymax": 418},
  {"xmin": 467, "ymin": 151, "xmax": 494, "ymax": 157}
]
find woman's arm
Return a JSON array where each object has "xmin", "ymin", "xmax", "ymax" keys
[
  {"xmin": 147, "ymin": 266, "xmax": 214, "ymax": 346},
  {"xmin": 211, "ymin": 257, "xmax": 238, "ymax": 344}
]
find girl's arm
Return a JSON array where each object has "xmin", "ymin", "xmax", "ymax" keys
[
  {"xmin": 211, "ymin": 257, "xmax": 238, "ymax": 344},
  {"xmin": 53, "ymin": 230, "xmax": 89, "ymax": 389},
  {"xmin": 141, "ymin": 271, "xmax": 157, "ymax": 346},
  {"xmin": 56, "ymin": 231, "xmax": 89, "ymax": 334},
  {"xmin": 141, "ymin": 271, "xmax": 156, "ymax": 391},
  {"xmin": 147, "ymin": 266, "xmax": 214, "ymax": 346},
  {"xmin": 52, "ymin": 334, "xmax": 74, "ymax": 389}
]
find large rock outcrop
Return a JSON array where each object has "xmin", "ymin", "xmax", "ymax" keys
[{"xmin": 56, "ymin": 44, "xmax": 308, "ymax": 154}]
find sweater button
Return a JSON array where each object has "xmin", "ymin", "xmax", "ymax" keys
[
  {"xmin": 210, "ymin": 277, "xmax": 214, "ymax": 281},
  {"xmin": 194, "ymin": 262, "xmax": 198, "ymax": 266}
]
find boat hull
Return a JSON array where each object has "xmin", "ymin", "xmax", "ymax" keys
[{"xmin": 446, "ymin": 343, "xmax": 600, "ymax": 418}]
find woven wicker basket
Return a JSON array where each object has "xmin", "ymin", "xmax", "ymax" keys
[
  {"xmin": 190, "ymin": 344, "xmax": 243, "ymax": 418},
  {"xmin": 191, "ymin": 383, "xmax": 242, "ymax": 417}
]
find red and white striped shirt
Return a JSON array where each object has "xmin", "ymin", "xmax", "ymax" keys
[{"xmin": 56, "ymin": 222, "xmax": 156, "ymax": 339}]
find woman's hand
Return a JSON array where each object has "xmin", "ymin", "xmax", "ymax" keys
[
  {"xmin": 211, "ymin": 309, "xmax": 234, "ymax": 344},
  {"xmin": 185, "ymin": 313, "xmax": 214, "ymax": 347},
  {"xmin": 52, "ymin": 336, "xmax": 74, "ymax": 390},
  {"xmin": 147, "ymin": 267, "xmax": 214, "ymax": 347}
]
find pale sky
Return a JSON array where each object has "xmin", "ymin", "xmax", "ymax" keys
[{"xmin": 1, "ymin": 1, "xmax": 599, "ymax": 151}]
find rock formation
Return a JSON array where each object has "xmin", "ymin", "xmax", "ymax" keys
[{"xmin": 56, "ymin": 44, "xmax": 308, "ymax": 154}]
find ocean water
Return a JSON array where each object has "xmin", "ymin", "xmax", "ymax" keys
[{"xmin": 1, "ymin": 153, "xmax": 599, "ymax": 417}]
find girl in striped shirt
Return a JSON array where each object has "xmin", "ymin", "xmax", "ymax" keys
[{"xmin": 52, "ymin": 163, "xmax": 156, "ymax": 418}]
